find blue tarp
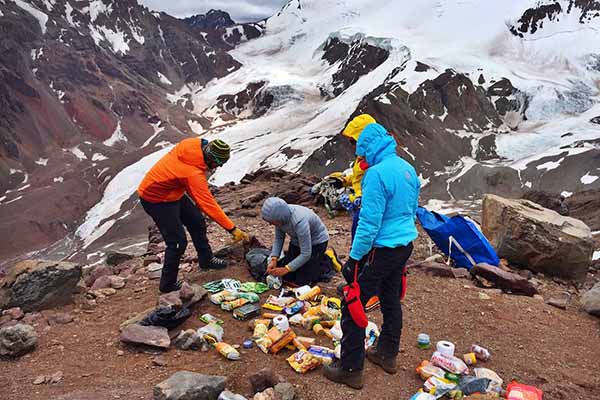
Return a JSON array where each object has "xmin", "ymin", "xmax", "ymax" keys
[{"xmin": 416, "ymin": 206, "xmax": 499, "ymax": 269}]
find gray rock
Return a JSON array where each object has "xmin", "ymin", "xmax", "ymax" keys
[
  {"xmin": 84, "ymin": 265, "xmax": 112, "ymax": 287},
  {"xmin": 582, "ymin": 283, "xmax": 600, "ymax": 317},
  {"xmin": 482, "ymin": 194, "xmax": 594, "ymax": 282},
  {"xmin": 159, "ymin": 292, "xmax": 183, "ymax": 310},
  {"xmin": 106, "ymin": 252, "xmax": 136, "ymax": 267},
  {"xmin": 46, "ymin": 312, "xmax": 74, "ymax": 325},
  {"xmin": 418, "ymin": 262, "xmax": 470, "ymax": 279},
  {"xmin": 120, "ymin": 324, "xmax": 170, "ymax": 348},
  {"xmin": 143, "ymin": 255, "xmax": 162, "ymax": 266},
  {"xmin": 173, "ymin": 329, "xmax": 204, "ymax": 350},
  {"xmin": 218, "ymin": 391, "xmax": 247, "ymax": 400},
  {"xmin": 546, "ymin": 292, "xmax": 571, "ymax": 310},
  {"xmin": 470, "ymin": 263, "xmax": 538, "ymax": 296},
  {"xmin": 0, "ymin": 323, "xmax": 37, "ymax": 357},
  {"xmin": 154, "ymin": 371, "xmax": 226, "ymax": 400},
  {"xmin": 274, "ymin": 383, "xmax": 295, "ymax": 400},
  {"xmin": 249, "ymin": 368, "xmax": 280, "ymax": 394},
  {"xmin": 2, "ymin": 307, "xmax": 24, "ymax": 320},
  {"xmin": 0, "ymin": 260, "xmax": 81, "ymax": 312},
  {"xmin": 147, "ymin": 262, "xmax": 163, "ymax": 272}
]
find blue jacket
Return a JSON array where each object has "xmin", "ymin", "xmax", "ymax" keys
[
  {"xmin": 261, "ymin": 197, "xmax": 329, "ymax": 271},
  {"xmin": 350, "ymin": 123, "xmax": 420, "ymax": 261}
]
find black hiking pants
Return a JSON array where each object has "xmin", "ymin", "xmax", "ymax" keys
[
  {"xmin": 278, "ymin": 241, "xmax": 329, "ymax": 286},
  {"xmin": 140, "ymin": 196, "xmax": 213, "ymax": 292},
  {"xmin": 340, "ymin": 243, "xmax": 413, "ymax": 371}
]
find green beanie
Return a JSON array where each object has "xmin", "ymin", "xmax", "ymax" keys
[{"xmin": 206, "ymin": 139, "xmax": 230, "ymax": 164}]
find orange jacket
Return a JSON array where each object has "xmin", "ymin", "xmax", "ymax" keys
[{"xmin": 138, "ymin": 138, "xmax": 235, "ymax": 231}]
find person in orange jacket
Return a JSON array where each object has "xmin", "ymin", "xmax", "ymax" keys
[{"xmin": 138, "ymin": 137, "xmax": 249, "ymax": 293}]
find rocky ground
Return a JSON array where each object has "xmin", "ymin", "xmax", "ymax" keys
[{"xmin": 1, "ymin": 193, "xmax": 599, "ymax": 400}]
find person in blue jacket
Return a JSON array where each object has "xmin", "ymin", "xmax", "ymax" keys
[{"xmin": 324, "ymin": 123, "xmax": 420, "ymax": 389}]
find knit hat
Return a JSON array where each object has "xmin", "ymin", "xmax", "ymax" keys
[
  {"xmin": 342, "ymin": 114, "xmax": 376, "ymax": 141},
  {"xmin": 206, "ymin": 139, "xmax": 231, "ymax": 165}
]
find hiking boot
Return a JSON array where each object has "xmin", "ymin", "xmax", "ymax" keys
[
  {"xmin": 365, "ymin": 296, "xmax": 380, "ymax": 312},
  {"xmin": 366, "ymin": 347, "xmax": 397, "ymax": 374},
  {"xmin": 323, "ymin": 361, "xmax": 363, "ymax": 389},
  {"xmin": 200, "ymin": 257, "xmax": 228, "ymax": 270},
  {"xmin": 160, "ymin": 280, "xmax": 183, "ymax": 294}
]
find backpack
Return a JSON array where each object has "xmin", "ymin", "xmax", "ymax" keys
[{"xmin": 245, "ymin": 248, "xmax": 272, "ymax": 282}]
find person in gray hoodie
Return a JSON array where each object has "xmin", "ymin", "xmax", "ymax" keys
[{"xmin": 261, "ymin": 197, "xmax": 331, "ymax": 286}]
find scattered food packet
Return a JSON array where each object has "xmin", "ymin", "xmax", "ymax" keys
[
  {"xmin": 287, "ymin": 350, "xmax": 322, "ymax": 373},
  {"xmin": 199, "ymin": 313, "xmax": 223, "ymax": 325},
  {"xmin": 240, "ymin": 282, "xmax": 270, "ymax": 294}
]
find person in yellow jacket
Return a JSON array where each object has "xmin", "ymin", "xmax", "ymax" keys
[{"xmin": 338, "ymin": 114, "xmax": 376, "ymax": 239}]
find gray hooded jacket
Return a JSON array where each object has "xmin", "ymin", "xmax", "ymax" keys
[{"xmin": 261, "ymin": 197, "xmax": 329, "ymax": 271}]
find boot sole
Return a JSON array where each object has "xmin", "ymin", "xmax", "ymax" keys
[
  {"xmin": 366, "ymin": 352, "xmax": 397, "ymax": 375},
  {"xmin": 323, "ymin": 368, "xmax": 364, "ymax": 389}
]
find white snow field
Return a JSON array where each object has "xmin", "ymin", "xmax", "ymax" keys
[{"xmin": 74, "ymin": 0, "xmax": 600, "ymax": 248}]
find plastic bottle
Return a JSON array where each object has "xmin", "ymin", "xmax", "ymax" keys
[
  {"xmin": 266, "ymin": 275, "xmax": 282, "ymax": 289},
  {"xmin": 463, "ymin": 352, "xmax": 477, "ymax": 366},
  {"xmin": 298, "ymin": 286, "xmax": 321, "ymax": 301},
  {"xmin": 215, "ymin": 342, "xmax": 240, "ymax": 360},
  {"xmin": 470, "ymin": 344, "xmax": 491, "ymax": 361}
]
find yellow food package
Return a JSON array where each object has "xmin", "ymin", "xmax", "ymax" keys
[{"xmin": 287, "ymin": 351, "xmax": 322, "ymax": 374}]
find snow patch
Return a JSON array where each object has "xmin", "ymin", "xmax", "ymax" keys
[
  {"xmin": 524, "ymin": 181, "xmax": 532, "ymax": 188},
  {"xmin": 35, "ymin": 158, "xmax": 48, "ymax": 166},
  {"xmin": 88, "ymin": 0, "xmax": 111, "ymax": 22},
  {"xmin": 142, "ymin": 122, "xmax": 165, "ymax": 148},
  {"xmin": 188, "ymin": 120, "xmax": 204, "ymax": 135},
  {"xmin": 3, "ymin": 195, "xmax": 23, "ymax": 205},
  {"xmin": 418, "ymin": 173, "xmax": 430, "ymax": 188},
  {"xmin": 103, "ymin": 121, "xmax": 128, "ymax": 146},
  {"xmin": 157, "ymin": 72, "xmax": 172, "ymax": 85},
  {"xmin": 41, "ymin": 0, "xmax": 55, "ymax": 12},
  {"xmin": 594, "ymin": 251, "xmax": 600, "ymax": 261},
  {"xmin": 13, "ymin": 0, "xmax": 48, "ymax": 34},
  {"xmin": 92, "ymin": 153, "xmax": 108, "ymax": 161},
  {"xmin": 69, "ymin": 146, "xmax": 87, "ymax": 161},
  {"xmin": 561, "ymin": 191, "xmax": 573, "ymax": 198},
  {"xmin": 53, "ymin": 176, "xmax": 64, "ymax": 183},
  {"xmin": 581, "ymin": 172, "xmax": 599, "ymax": 185},
  {"xmin": 536, "ymin": 157, "xmax": 564, "ymax": 171},
  {"xmin": 75, "ymin": 146, "xmax": 172, "ymax": 248},
  {"xmin": 65, "ymin": 2, "xmax": 79, "ymax": 27}
]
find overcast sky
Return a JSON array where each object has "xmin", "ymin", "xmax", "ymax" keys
[{"xmin": 139, "ymin": 0, "xmax": 286, "ymax": 22}]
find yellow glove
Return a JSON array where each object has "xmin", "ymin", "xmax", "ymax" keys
[{"xmin": 231, "ymin": 227, "xmax": 250, "ymax": 242}]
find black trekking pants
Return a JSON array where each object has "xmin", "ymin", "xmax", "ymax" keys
[
  {"xmin": 140, "ymin": 196, "xmax": 213, "ymax": 292},
  {"xmin": 340, "ymin": 243, "xmax": 413, "ymax": 371},
  {"xmin": 278, "ymin": 241, "xmax": 329, "ymax": 287}
]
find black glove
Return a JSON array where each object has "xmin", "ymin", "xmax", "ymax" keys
[{"xmin": 342, "ymin": 257, "xmax": 359, "ymax": 284}]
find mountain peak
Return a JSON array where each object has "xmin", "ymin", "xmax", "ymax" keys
[{"xmin": 183, "ymin": 9, "xmax": 236, "ymax": 31}]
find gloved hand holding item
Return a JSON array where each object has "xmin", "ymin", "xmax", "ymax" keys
[
  {"xmin": 339, "ymin": 193, "xmax": 353, "ymax": 210},
  {"xmin": 230, "ymin": 227, "xmax": 250, "ymax": 242},
  {"xmin": 353, "ymin": 196, "xmax": 362, "ymax": 208}
]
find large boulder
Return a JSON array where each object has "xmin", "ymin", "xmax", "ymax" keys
[
  {"xmin": 120, "ymin": 324, "xmax": 170, "ymax": 349},
  {"xmin": 482, "ymin": 194, "xmax": 594, "ymax": 281},
  {"xmin": 0, "ymin": 323, "xmax": 37, "ymax": 357},
  {"xmin": 582, "ymin": 283, "xmax": 600, "ymax": 317},
  {"xmin": 470, "ymin": 263, "xmax": 538, "ymax": 296},
  {"xmin": 154, "ymin": 371, "xmax": 226, "ymax": 400},
  {"xmin": 0, "ymin": 260, "xmax": 82, "ymax": 312}
]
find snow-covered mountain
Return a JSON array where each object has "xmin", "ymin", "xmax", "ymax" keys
[{"xmin": 1, "ymin": 0, "xmax": 600, "ymax": 266}]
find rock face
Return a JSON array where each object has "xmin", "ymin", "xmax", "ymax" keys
[
  {"xmin": 582, "ymin": 283, "xmax": 600, "ymax": 317},
  {"xmin": 0, "ymin": 260, "xmax": 81, "ymax": 312},
  {"xmin": 0, "ymin": 323, "xmax": 37, "ymax": 357},
  {"xmin": 321, "ymin": 35, "xmax": 390, "ymax": 97},
  {"xmin": 481, "ymin": 194, "xmax": 594, "ymax": 281},
  {"xmin": 470, "ymin": 263, "xmax": 538, "ymax": 296},
  {"xmin": 0, "ymin": 0, "xmax": 244, "ymax": 263},
  {"xmin": 154, "ymin": 371, "xmax": 226, "ymax": 400},
  {"xmin": 120, "ymin": 324, "xmax": 170, "ymax": 349}
]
